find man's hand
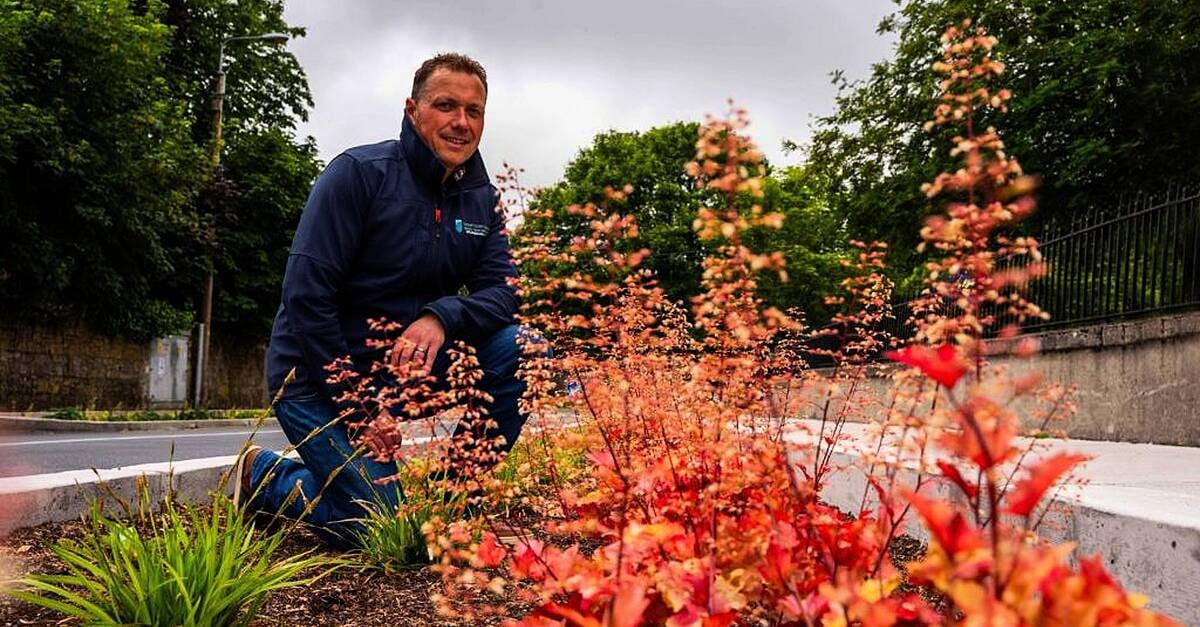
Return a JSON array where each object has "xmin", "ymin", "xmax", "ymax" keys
[
  {"xmin": 390, "ymin": 313, "xmax": 445, "ymax": 373},
  {"xmin": 361, "ymin": 421, "xmax": 401, "ymax": 461}
]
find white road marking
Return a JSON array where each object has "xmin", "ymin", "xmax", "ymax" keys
[{"xmin": 0, "ymin": 429, "xmax": 284, "ymax": 448}]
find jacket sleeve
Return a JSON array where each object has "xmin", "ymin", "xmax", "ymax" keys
[
  {"xmin": 423, "ymin": 200, "xmax": 519, "ymax": 340},
  {"xmin": 280, "ymin": 154, "xmax": 373, "ymax": 398}
]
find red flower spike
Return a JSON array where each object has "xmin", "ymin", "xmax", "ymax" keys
[
  {"xmin": 885, "ymin": 343, "xmax": 968, "ymax": 388},
  {"xmin": 1004, "ymin": 452, "xmax": 1090, "ymax": 517}
]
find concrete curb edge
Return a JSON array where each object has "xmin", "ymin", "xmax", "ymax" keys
[{"xmin": 0, "ymin": 456, "xmax": 238, "ymax": 536}]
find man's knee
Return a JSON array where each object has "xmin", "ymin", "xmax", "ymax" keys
[{"xmin": 474, "ymin": 324, "xmax": 549, "ymax": 380}]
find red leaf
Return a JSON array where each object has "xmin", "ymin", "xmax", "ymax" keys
[
  {"xmin": 903, "ymin": 487, "xmax": 985, "ymax": 555},
  {"xmin": 1005, "ymin": 452, "xmax": 1089, "ymax": 517},
  {"xmin": 885, "ymin": 343, "xmax": 967, "ymax": 388},
  {"xmin": 476, "ymin": 532, "xmax": 506, "ymax": 568},
  {"xmin": 702, "ymin": 613, "xmax": 738, "ymax": 627},
  {"xmin": 936, "ymin": 460, "xmax": 979, "ymax": 499},
  {"xmin": 511, "ymin": 538, "xmax": 547, "ymax": 581},
  {"xmin": 586, "ymin": 449, "xmax": 616, "ymax": 469},
  {"xmin": 537, "ymin": 602, "xmax": 602, "ymax": 627},
  {"xmin": 609, "ymin": 582, "xmax": 649, "ymax": 627}
]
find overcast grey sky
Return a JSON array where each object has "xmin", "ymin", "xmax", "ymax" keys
[{"xmin": 281, "ymin": 0, "xmax": 897, "ymax": 188}]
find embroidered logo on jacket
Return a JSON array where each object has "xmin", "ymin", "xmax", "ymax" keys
[{"xmin": 455, "ymin": 218, "xmax": 488, "ymax": 237}]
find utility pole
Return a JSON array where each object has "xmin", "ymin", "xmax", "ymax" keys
[{"xmin": 194, "ymin": 32, "xmax": 289, "ymax": 408}]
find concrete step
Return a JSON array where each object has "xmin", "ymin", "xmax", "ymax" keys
[{"xmin": 796, "ymin": 419, "xmax": 1200, "ymax": 625}]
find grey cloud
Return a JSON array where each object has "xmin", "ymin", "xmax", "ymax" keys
[{"xmin": 282, "ymin": 0, "xmax": 896, "ymax": 186}]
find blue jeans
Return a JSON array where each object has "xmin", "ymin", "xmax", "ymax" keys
[{"xmin": 247, "ymin": 324, "xmax": 531, "ymax": 549}]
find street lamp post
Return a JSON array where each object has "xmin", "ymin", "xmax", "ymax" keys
[{"xmin": 194, "ymin": 32, "xmax": 289, "ymax": 408}]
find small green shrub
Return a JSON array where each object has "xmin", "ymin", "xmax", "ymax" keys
[
  {"xmin": 493, "ymin": 433, "xmax": 588, "ymax": 498},
  {"xmin": 352, "ymin": 467, "xmax": 468, "ymax": 573},
  {"xmin": 9, "ymin": 486, "xmax": 337, "ymax": 626},
  {"xmin": 44, "ymin": 407, "xmax": 273, "ymax": 422},
  {"xmin": 45, "ymin": 407, "xmax": 86, "ymax": 421}
]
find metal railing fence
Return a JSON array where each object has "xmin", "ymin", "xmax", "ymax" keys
[{"xmin": 890, "ymin": 185, "xmax": 1200, "ymax": 339}]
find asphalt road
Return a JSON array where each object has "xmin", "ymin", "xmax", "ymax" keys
[{"xmin": 0, "ymin": 427, "xmax": 291, "ymax": 478}]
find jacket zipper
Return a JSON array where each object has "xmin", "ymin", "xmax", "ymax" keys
[{"xmin": 435, "ymin": 186, "xmax": 447, "ymax": 240}]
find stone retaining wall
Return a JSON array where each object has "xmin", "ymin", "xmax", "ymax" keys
[
  {"xmin": 0, "ymin": 320, "xmax": 265, "ymax": 410},
  {"xmin": 842, "ymin": 311, "xmax": 1200, "ymax": 446},
  {"xmin": 1003, "ymin": 312, "xmax": 1200, "ymax": 445}
]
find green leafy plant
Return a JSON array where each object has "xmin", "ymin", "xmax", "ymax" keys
[
  {"xmin": 44, "ymin": 407, "xmax": 272, "ymax": 422},
  {"xmin": 8, "ymin": 483, "xmax": 336, "ymax": 626},
  {"xmin": 351, "ymin": 465, "xmax": 469, "ymax": 573},
  {"xmin": 45, "ymin": 407, "xmax": 86, "ymax": 421}
]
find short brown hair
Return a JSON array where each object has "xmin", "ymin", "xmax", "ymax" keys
[{"xmin": 411, "ymin": 53, "xmax": 488, "ymax": 100}]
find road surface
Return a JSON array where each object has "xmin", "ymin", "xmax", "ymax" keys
[{"xmin": 0, "ymin": 427, "xmax": 290, "ymax": 477}]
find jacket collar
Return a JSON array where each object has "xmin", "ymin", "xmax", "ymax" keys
[{"xmin": 400, "ymin": 114, "xmax": 490, "ymax": 192}]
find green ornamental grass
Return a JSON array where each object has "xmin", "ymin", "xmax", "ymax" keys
[
  {"xmin": 352, "ymin": 475, "xmax": 468, "ymax": 573},
  {"xmin": 9, "ymin": 488, "xmax": 337, "ymax": 626}
]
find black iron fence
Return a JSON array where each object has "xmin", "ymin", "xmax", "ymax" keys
[{"xmin": 891, "ymin": 185, "xmax": 1200, "ymax": 338}]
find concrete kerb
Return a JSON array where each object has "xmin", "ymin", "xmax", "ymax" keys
[
  {"xmin": 0, "ymin": 414, "xmax": 279, "ymax": 433},
  {"xmin": 0, "ymin": 456, "xmax": 239, "ymax": 535},
  {"xmin": 800, "ymin": 421, "xmax": 1200, "ymax": 625}
]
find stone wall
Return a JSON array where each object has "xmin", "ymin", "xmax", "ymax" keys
[
  {"xmin": 839, "ymin": 311, "xmax": 1200, "ymax": 446},
  {"xmin": 1002, "ymin": 312, "xmax": 1200, "ymax": 446},
  {"xmin": 202, "ymin": 330, "xmax": 268, "ymax": 408},
  {"xmin": 0, "ymin": 320, "xmax": 148, "ymax": 410},
  {"xmin": 0, "ymin": 320, "xmax": 267, "ymax": 410}
]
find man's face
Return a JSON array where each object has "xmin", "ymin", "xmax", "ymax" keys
[{"xmin": 405, "ymin": 69, "xmax": 486, "ymax": 172}]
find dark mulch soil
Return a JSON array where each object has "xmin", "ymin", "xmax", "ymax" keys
[
  {"xmin": 0, "ymin": 515, "xmax": 531, "ymax": 627},
  {"xmin": 0, "ymin": 512, "xmax": 942, "ymax": 626},
  {"xmin": 888, "ymin": 534, "xmax": 954, "ymax": 617}
]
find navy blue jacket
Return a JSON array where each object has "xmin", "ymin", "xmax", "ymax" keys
[{"xmin": 265, "ymin": 115, "xmax": 518, "ymax": 399}]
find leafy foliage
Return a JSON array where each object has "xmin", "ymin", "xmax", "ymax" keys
[
  {"xmin": 406, "ymin": 22, "xmax": 1179, "ymax": 626},
  {"xmin": 10, "ymin": 488, "xmax": 335, "ymax": 626},
  {"xmin": 517, "ymin": 122, "xmax": 851, "ymax": 325},
  {"xmin": 805, "ymin": 0, "xmax": 1200, "ymax": 284},
  {"xmin": 206, "ymin": 127, "xmax": 321, "ymax": 335},
  {"xmin": 0, "ymin": 0, "xmax": 318, "ymax": 339},
  {"xmin": 0, "ymin": 0, "xmax": 208, "ymax": 337},
  {"xmin": 352, "ymin": 462, "xmax": 470, "ymax": 573}
]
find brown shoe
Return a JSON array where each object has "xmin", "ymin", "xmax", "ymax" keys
[{"xmin": 232, "ymin": 445, "xmax": 263, "ymax": 508}]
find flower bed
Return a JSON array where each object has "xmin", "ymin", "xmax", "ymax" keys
[
  {"xmin": 0, "ymin": 505, "xmax": 942, "ymax": 626},
  {"xmin": 0, "ymin": 20, "xmax": 1183, "ymax": 627}
]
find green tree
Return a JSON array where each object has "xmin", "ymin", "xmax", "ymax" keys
[
  {"xmin": 0, "ymin": 0, "xmax": 319, "ymax": 339},
  {"xmin": 0, "ymin": 0, "xmax": 208, "ymax": 338},
  {"xmin": 159, "ymin": 0, "xmax": 312, "ymax": 143},
  {"xmin": 806, "ymin": 0, "xmax": 1200, "ymax": 286},
  {"xmin": 518, "ymin": 122, "xmax": 850, "ymax": 324},
  {"xmin": 525, "ymin": 122, "xmax": 707, "ymax": 305},
  {"xmin": 158, "ymin": 0, "xmax": 317, "ymax": 336},
  {"xmin": 750, "ymin": 166, "xmax": 849, "ymax": 325},
  {"xmin": 208, "ymin": 126, "xmax": 321, "ymax": 335}
]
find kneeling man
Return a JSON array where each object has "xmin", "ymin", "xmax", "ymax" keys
[{"xmin": 241, "ymin": 53, "xmax": 526, "ymax": 548}]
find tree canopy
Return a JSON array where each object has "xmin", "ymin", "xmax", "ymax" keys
[
  {"xmin": 0, "ymin": 0, "xmax": 319, "ymax": 338},
  {"xmin": 805, "ymin": 0, "xmax": 1200, "ymax": 285},
  {"xmin": 517, "ymin": 122, "xmax": 850, "ymax": 324}
]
